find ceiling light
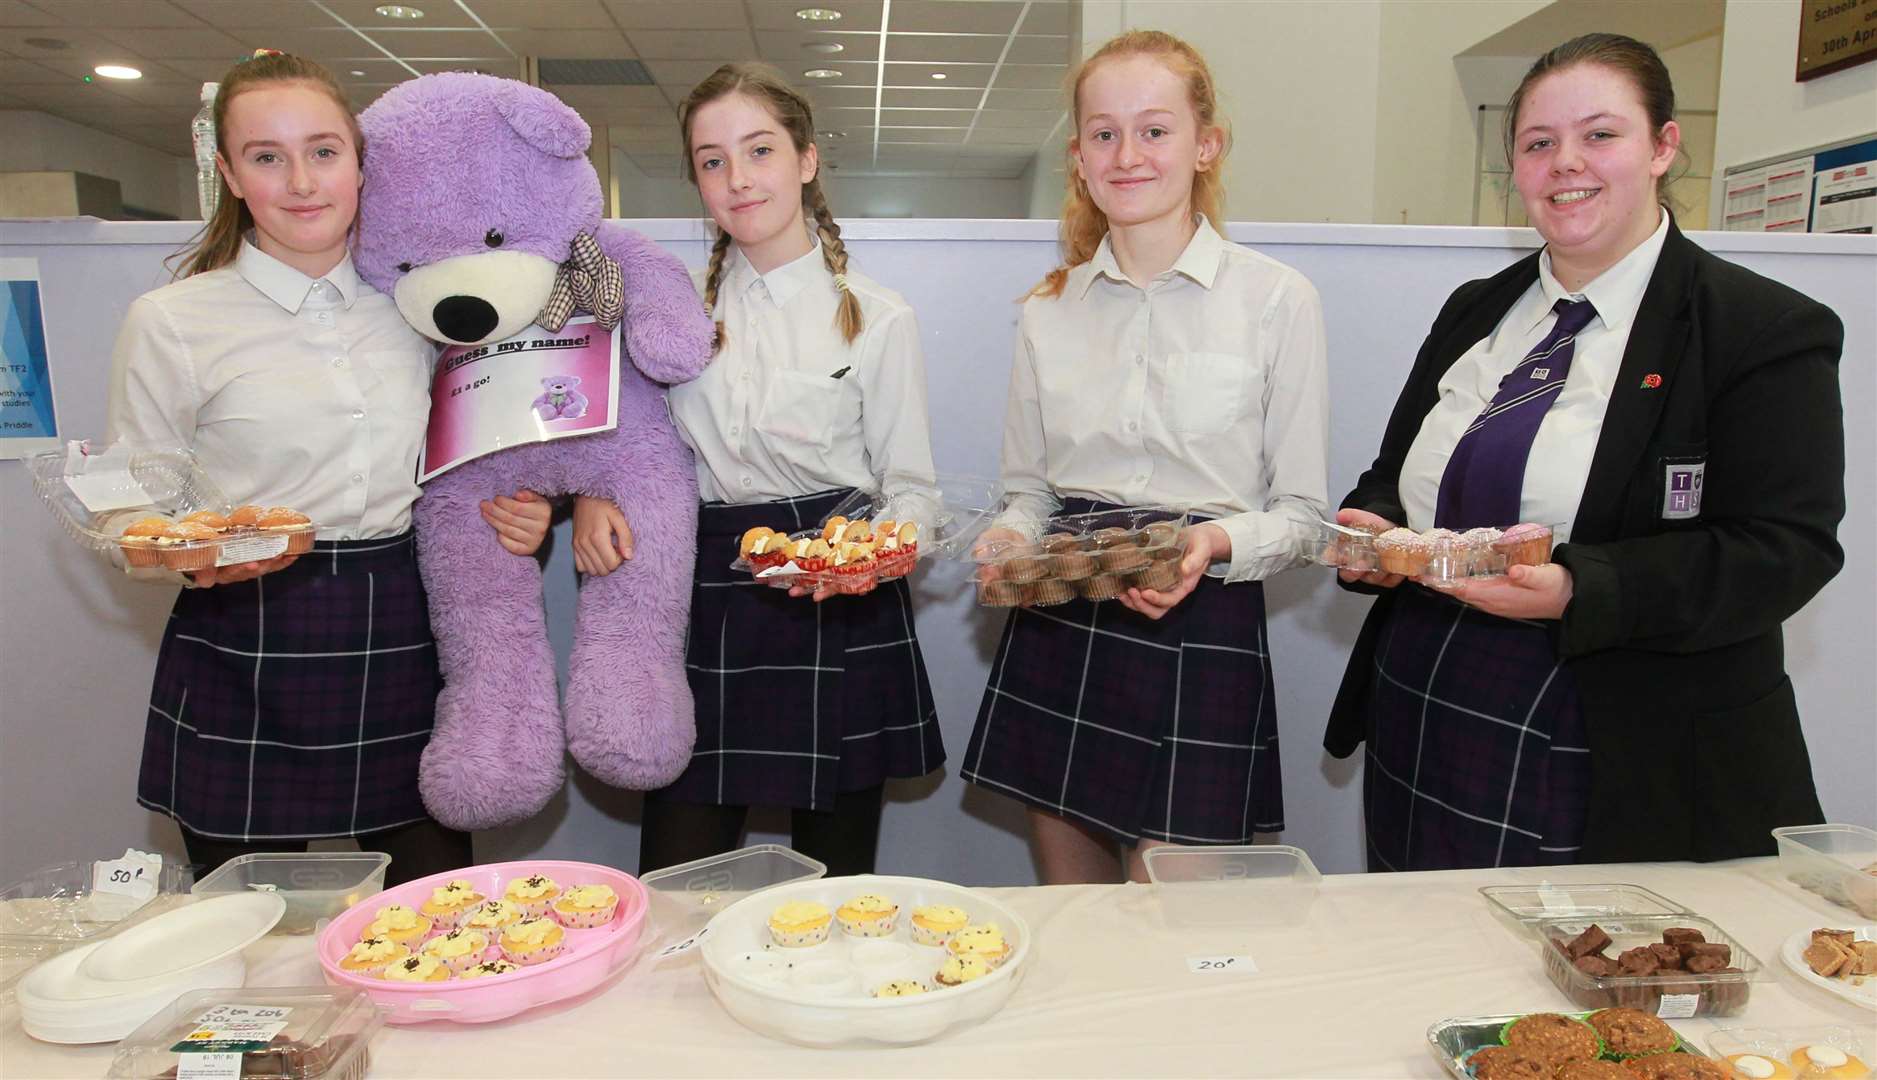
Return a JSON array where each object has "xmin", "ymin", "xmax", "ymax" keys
[
  {"xmin": 375, "ymin": 4, "xmax": 424, "ymax": 18},
  {"xmin": 819, "ymin": 130, "xmax": 846, "ymax": 139},
  {"xmin": 930, "ymin": 72, "xmax": 947, "ymax": 80},
  {"xmin": 351, "ymin": 70, "xmax": 367, "ymax": 77},
  {"xmin": 795, "ymin": 7, "xmax": 843, "ymax": 20},
  {"xmin": 803, "ymin": 68, "xmax": 843, "ymax": 79},
  {"xmin": 803, "ymin": 41, "xmax": 844, "ymax": 54},
  {"xmin": 93, "ymin": 64, "xmax": 142, "ymax": 79}
]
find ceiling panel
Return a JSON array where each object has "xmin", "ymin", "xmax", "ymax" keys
[
  {"xmin": 883, "ymin": 60, "xmax": 992, "ymax": 88},
  {"xmin": 879, "ymin": 106, "xmax": 975, "ymax": 125},
  {"xmin": 888, "ymin": 1, "xmax": 1025, "ymax": 35},
  {"xmin": 1018, "ymin": 1, "xmax": 1072, "ymax": 35},
  {"xmin": 1003, "ymin": 34, "xmax": 1069, "ymax": 64},
  {"xmin": 987, "ymin": 63, "xmax": 1063, "ymax": 91},
  {"xmin": 460, "ymin": 0, "xmax": 617, "ymax": 29},
  {"xmin": 882, "ymin": 32, "xmax": 1005, "ymax": 63},
  {"xmin": 880, "ymin": 85, "xmax": 981, "ymax": 108},
  {"xmin": 351, "ymin": 28, "xmax": 515, "ymax": 57},
  {"xmin": 546, "ymin": 83, "xmax": 669, "ymax": 109},
  {"xmin": 172, "ymin": 1, "xmax": 334, "ymax": 30},
  {"xmin": 22, "ymin": 1, "xmax": 206, "ymax": 28},
  {"xmin": 643, "ymin": 58, "xmax": 731, "ymax": 86},
  {"xmin": 317, "ymin": 1, "xmax": 481, "ymax": 30},
  {"xmin": 878, "ymin": 126, "xmax": 967, "ymax": 144},
  {"xmin": 972, "ymin": 108, "xmax": 1058, "ymax": 129},
  {"xmin": 0, "ymin": 0, "xmax": 60, "ymax": 27},
  {"xmin": 407, "ymin": 58, "xmax": 525, "ymax": 77},
  {"xmin": 984, "ymin": 87, "xmax": 1060, "ymax": 110},
  {"xmin": 601, "ymin": 0, "xmax": 745, "ymax": 31},
  {"xmin": 747, "ymin": 0, "xmax": 886, "ymax": 33},
  {"xmin": 494, "ymin": 28, "xmax": 633, "ymax": 58},
  {"xmin": 624, "ymin": 28, "xmax": 756, "ymax": 61},
  {"xmin": 92, "ymin": 26, "xmax": 250, "ymax": 59},
  {"xmin": 754, "ymin": 29, "xmax": 877, "ymax": 63}
]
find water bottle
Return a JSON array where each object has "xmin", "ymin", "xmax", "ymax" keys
[{"xmin": 192, "ymin": 82, "xmax": 219, "ymax": 220}]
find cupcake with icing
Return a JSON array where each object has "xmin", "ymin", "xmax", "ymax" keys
[
  {"xmin": 420, "ymin": 927, "xmax": 491, "ymax": 974},
  {"xmin": 338, "ymin": 935, "xmax": 409, "ymax": 978},
  {"xmin": 498, "ymin": 916, "xmax": 567, "ymax": 966},
  {"xmin": 945, "ymin": 923, "xmax": 1012, "ymax": 968},
  {"xmin": 934, "ymin": 953, "xmax": 992, "ymax": 987},
  {"xmin": 1375, "ymin": 527, "xmax": 1431, "ymax": 576},
  {"xmin": 118, "ymin": 516, "xmax": 173, "ymax": 567},
  {"xmin": 835, "ymin": 893, "xmax": 899, "ymax": 938},
  {"xmin": 462, "ymin": 898, "xmax": 525, "ymax": 936},
  {"xmin": 257, "ymin": 506, "xmax": 315, "ymax": 554},
  {"xmin": 502, "ymin": 873, "xmax": 562, "ymax": 918},
  {"xmin": 362, "ymin": 903, "xmax": 432, "ymax": 946},
  {"xmin": 380, "ymin": 953, "xmax": 451, "ymax": 983},
  {"xmin": 160, "ymin": 521, "xmax": 222, "ymax": 571},
  {"xmin": 909, "ymin": 904, "xmax": 969, "ymax": 947},
  {"xmin": 419, "ymin": 878, "xmax": 485, "ymax": 930},
  {"xmin": 767, "ymin": 900, "xmax": 833, "ymax": 948},
  {"xmin": 873, "ymin": 980, "xmax": 929, "ymax": 998},
  {"xmin": 550, "ymin": 884, "xmax": 620, "ymax": 929},
  {"xmin": 458, "ymin": 959, "xmax": 520, "ymax": 980}
]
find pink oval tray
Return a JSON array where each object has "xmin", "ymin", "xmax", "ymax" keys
[{"xmin": 316, "ymin": 860, "xmax": 647, "ymax": 1024}]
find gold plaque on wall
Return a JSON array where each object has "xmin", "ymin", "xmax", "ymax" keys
[{"xmin": 1798, "ymin": 0, "xmax": 1877, "ymax": 81}]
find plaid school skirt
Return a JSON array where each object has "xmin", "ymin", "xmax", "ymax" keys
[
  {"xmin": 138, "ymin": 532, "xmax": 441, "ymax": 841},
  {"xmin": 647, "ymin": 490, "xmax": 945, "ymax": 812},
  {"xmin": 1362, "ymin": 584, "xmax": 1591, "ymax": 871},
  {"xmin": 961, "ymin": 499, "xmax": 1283, "ymax": 846}
]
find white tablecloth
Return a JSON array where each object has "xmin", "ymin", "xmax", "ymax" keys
[{"xmin": 5, "ymin": 859, "xmax": 1874, "ymax": 1078}]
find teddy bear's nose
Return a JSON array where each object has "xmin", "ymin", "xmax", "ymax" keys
[{"xmin": 433, "ymin": 295, "xmax": 500, "ymax": 342}]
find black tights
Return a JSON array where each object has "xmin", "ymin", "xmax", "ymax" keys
[
  {"xmin": 180, "ymin": 817, "xmax": 474, "ymax": 888},
  {"xmin": 638, "ymin": 785, "xmax": 885, "ymax": 877}
]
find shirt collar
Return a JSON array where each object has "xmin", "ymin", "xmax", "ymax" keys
[
  {"xmin": 726, "ymin": 235, "xmax": 827, "ymax": 309},
  {"xmin": 235, "ymin": 239, "xmax": 361, "ymax": 313},
  {"xmin": 1531, "ymin": 207, "xmax": 1670, "ymax": 335},
  {"xmin": 1077, "ymin": 214, "xmax": 1226, "ymax": 298}
]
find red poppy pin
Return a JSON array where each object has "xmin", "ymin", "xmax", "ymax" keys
[{"xmin": 1641, "ymin": 373, "xmax": 1663, "ymax": 389}]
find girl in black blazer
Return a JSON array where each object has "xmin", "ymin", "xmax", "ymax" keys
[{"xmin": 1328, "ymin": 34, "xmax": 1844, "ymax": 868}]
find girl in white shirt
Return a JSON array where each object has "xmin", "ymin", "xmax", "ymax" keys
[
  {"xmin": 568, "ymin": 64, "xmax": 945, "ymax": 876},
  {"xmin": 961, "ymin": 31, "xmax": 1330, "ymax": 884},
  {"xmin": 106, "ymin": 52, "xmax": 547, "ymax": 885}
]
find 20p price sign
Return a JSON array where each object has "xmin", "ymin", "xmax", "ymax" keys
[{"xmin": 1187, "ymin": 954, "xmax": 1258, "ymax": 974}]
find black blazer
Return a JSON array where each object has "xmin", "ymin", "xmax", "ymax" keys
[{"xmin": 1326, "ymin": 222, "xmax": 1845, "ymax": 863}]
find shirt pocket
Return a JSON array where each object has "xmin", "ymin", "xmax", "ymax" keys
[
  {"xmin": 756, "ymin": 368, "xmax": 845, "ymax": 450},
  {"xmin": 1157, "ymin": 351, "xmax": 1249, "ymax": 436},
  {"xmin": 365, "ymin": 349, "xmax": 434, "ymax": 422}
]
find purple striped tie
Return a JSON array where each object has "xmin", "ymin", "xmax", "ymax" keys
[{"xmin": 1434, "ymin": 297, "xmax": 1597, "ymax": 529}]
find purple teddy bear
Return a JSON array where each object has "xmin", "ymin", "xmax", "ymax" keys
[
  {"xmin": 533, "ymin": 376, "xmax": 589, "ymax": 421},
  {"xmin": 355, "ymin": 74, "xmax": 715, "ymax": 830}
]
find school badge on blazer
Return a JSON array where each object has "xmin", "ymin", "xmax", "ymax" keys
[{"xmin": 1661, "ymin": 457, "xmax": 1705, "ymax": 520}]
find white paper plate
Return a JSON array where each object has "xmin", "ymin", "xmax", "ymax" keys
[
  {"xmin": 1780, "ymin": 924, "xmax": 1877, "ymax": 1011},
  {"xmin": 78, "ymin": 892, "xmax": 283, "ymax": 984},
  {"xmin": 17, "ymin": 941, "xmax": 247, "ymax": 1044},
  {"xmin": 699, "ymin": 874, "xmax": 1029, "ymax": 1048}
]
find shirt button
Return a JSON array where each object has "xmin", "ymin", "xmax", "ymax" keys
[
  {"xmin": 1135, "ymin": 354, "xmax": 1144, "ymax": 365},
  {"xmin": 729, "ymin": 425, "xmax": 740, "ymax": 436},
  {"xmin": 352, "ymin": 409, "xmax": 366, "ymax": 420},
  {"xmin": 1134, "ymin": 474, "xmax": 1147, "ymax": 484},
  {"xmin": 350, "ymin": 473, "xmax": 364, "ymax": 485},
  {"xmin": 332, "ymin": 357, "xmax": 347, "ymax": 368},
  {"xmin": 740, "ymin": 475, "xmax": 753, "ymax": 488},
  {"xmin": 740, "ymin": 371, "xmax": 751, "ymax": 383},
  {"xmin": 316, "ymin": 312, "xmax": 331, "ymax": 324},
  {"xmin": 1127, "ymin": 420, "xmax": 1139, "ymax": 432}
]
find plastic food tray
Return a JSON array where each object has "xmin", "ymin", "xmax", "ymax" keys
[
  {"xmin": 1309, "ymin": 520, "xmax": 1558, "ymax": 588},
  {"xmin": 0, "ymin": 857, "xmax": 195, "ymax": 1000},
  {"xmin": 1535, "ymin": 913, "xmax": 1760, "ymax": 1017},
  {"xmin": 974, "ymin": 504, "xmax": 1189, "ymax": 607},
  {"xmin": 28, "ymin": 441, "xmax": 316, "ymax": 569},
  {"xmin": 1480, "ymin": 883, "xmax": 1691, "ymax": 936},
  {"xmin": 699, "ymin": 874, "xmax": 1029, "ymax": 1048},
  {"xmin": 1778, "ymin": 924, "xmax": 1876, "ymax": 1011},
  {"xmin": 1772, "ymin": 823, "xmax": 1877, "ymax": 919},
  {"xmin": 1142, "ymin": 844, "xmax": 1322, "ymax": 928},
  {"xmin": 1708, "ymin": 1025, "xmax": 1871, "ymax": 1078},
  {"xmin": 639, "ymin": 844, "xmax": 826, "ymax": 952},
  {"xmin": 192, "ymin": 852, "xmax": 391, "ymax": 935},
  {"xmin": 108, "ymin": 985, "xmax": 384, "ymax": 1080},
  {"xmin": 316, "ymin": 860, "xmax": 647, "ymax": 1025},
  {"xmin": 1426, "ymin": 1013, "xmax": 1714, "ymax": 1078},
  {"xmin": 731, "ymin": 474, "xmax": 1004, "ymax": 593}
]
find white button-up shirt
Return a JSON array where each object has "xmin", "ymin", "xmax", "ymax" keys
[
  {"xmin": 999, "ymin": 216, "xmax": 1330, "ymax": 582},
  {"xmin": 1399, "ymin": 210, "xmax": 1670, "ymax": 543},
  {"xmin": 106, "ymin": 241, "xmax": 434, "ymax": 540},
  {"xmin": 668, "ymin": 240, "xmax": 939, "ymax": 507}
]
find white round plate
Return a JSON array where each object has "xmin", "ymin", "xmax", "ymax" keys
[
  {"xmin": 77, "ymin": 891, "xmax": 283, "ymax": 984},
  {"xmin": 1781, "ymin": 925, "xmax": 1876, "ymax": 1011},
  {"xmin": 18, "ymin": 941, "xmax": 247, "ymax": 1044},
  {"xmin": 699, "ymin": 874, "xmax": 1029, "ymax": 1048}
]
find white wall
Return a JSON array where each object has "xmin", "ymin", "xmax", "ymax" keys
[
  {"xmin": 1711, "ymin": 0, "xmax": 1877, "ymax": 213},
  {"xmin": 609, "ymin": 148, "xmax": 706, "ymax": 219},
  {"xmin": 0, "ymin": 110, "xmax": 194, "ymax": 220},
  {"xmin": 821, "ymin": 175, "xmax": 1027, "ymax": 218}
]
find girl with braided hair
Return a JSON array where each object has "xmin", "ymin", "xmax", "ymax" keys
[{"xmin": 567, "ymin": 63, "xmax": 945, "ymax": 876}]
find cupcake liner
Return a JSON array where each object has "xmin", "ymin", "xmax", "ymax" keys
[
  {"xmin": 504, "ymin": 891, "xmax": 558, "ymax": 918},
  {"xmin": 1096, "ymin": 547, "xmax": 1149, "ymax": 573},
  {"xmin": 1128, "ymin": 561, "xmax": 1181, "ymax": 592},
  {"xmin": 1004, "ymin": 555, "xmax": 1049, "ymax": 583},
  {"xmin": 1076, "ymin": 573, "xmax": 1125, "ymax": 600},
  {"xmin": 978, "ymin": 580, "xmax": 1026, "ymax": 607},
  {"xmin": 502, "ymin": 936, "xmax": 567, "ymax": 966},
  {"xmin": 1027, "ymin": 579, "xmax": 1075, "ymax": 606},
  {"xmin": 120, "ymin": 541, "xmax": 163, "ymax": 568},
  {"xmin": 161, "ymin": 543, "xmax": 219, "ymax": 572},
  {"xmin": 423, "ymin": 933, "xmax": 492, "ymax": 974},
  {"xmin": 910, "ymin": 922, "xmax": 962, "ymax": 947},
  {"xmin": 838, "ymin": 912, "xmax": 899, "ymax": 938},
  {"xmin": 550, "ymin": 899, "xmax": 619, "ymax": 929},
  {"xmin": 420, "ymin": 904, "xmax": 472, "ymax": 932},
  {"xmin": 1050, "ymin": 552, "xmax": 1098, "ymax": 580},
  {"xmin": 768, "ymin": 922, "xmax": 832, "ymax": 948}
]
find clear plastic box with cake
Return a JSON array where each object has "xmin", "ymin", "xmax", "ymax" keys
[
  {"xmin": 972, "ymin": 504, "xmax": 1191, "ymax": 607},
  {"xmin": 29, "ymin": 440, "xmax": 318, "ymax": 571},
  {"xmin": 106, "ymin": 986, "xmax": 384, "ymax": 1080},
  {"xmin": 1535, "ymin": 912, "xmax": 1761, "ymax": 1017},
  {"xmin": 1306, "ymin": 518, "xmax": 1558, "ymax": 587}
]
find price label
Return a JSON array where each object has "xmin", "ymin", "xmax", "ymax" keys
[
  {"xmin": 169, "ymin": 1004, "xmax": 293, "ymax": 1053},
  {"xmin": 92, "ymin": 848, "xmax": 161, "ymax": 901},
  {"xmin": 216, "ymin": 532, "xmax": 289, "ymax": 566},
  {"xmin": 1186, "ymin": 954, "xmax": 1257, "ymax": 974},
  {"xmin": 1655, "ymin": 993, "xmax": 1699, "ymax": 1019},
  {"xmin": 174, "ymin": 1052, "xmax": 243, "ymax": 1080},
  {"xmin": 657, "ymin": 925, "xmax": 711, "ymax": 958}
]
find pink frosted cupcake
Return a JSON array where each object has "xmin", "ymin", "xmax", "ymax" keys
[
  {"xmin": 549, "ymin": 884, "xmax": 620, "ymax": 929},
  {"xmin": 418, "ymin": 878, "xmax": 485, "ymax": 931},
  {"xmin": 1493, "ymin": 522, "xmax": 1554, "ymax": 567},
  {"xmin": 502, "ymin": 873, "xmax": 562, "ymax": 918},
  {"xmin": 1374, "ymin": 527, "xmax": 1431, "ymax": 576},
  {"xmin": 499, "ymin": 916, "xmax": 567, "ymax": 966},
  {"xmin": 419, "ymin": 927, "xmax": 491, "ymax": 974}
]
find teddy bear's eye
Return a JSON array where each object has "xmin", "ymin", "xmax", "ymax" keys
[
  {"xmin": 396, "ymin": 262, "xmax": 412, "ymax": 273},
  {"xmin": 484, "ymin": 229, "xmax": 504, "ymax": 248}
]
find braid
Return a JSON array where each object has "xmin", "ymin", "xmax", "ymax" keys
[
  {"xmin": 806, "ymin": 180, "xmax": 862, "ymax": 344},
  {"xmin": 701, "ymin": 229, "xmax": 733, "ymax": 352}
]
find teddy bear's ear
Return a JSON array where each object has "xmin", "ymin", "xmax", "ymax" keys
[{"xmin": 494, "ymin": 82, "xmax": 591, "ymax": 160}]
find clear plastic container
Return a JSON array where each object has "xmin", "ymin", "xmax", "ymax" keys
[
  {"xmin": 973, "ymin": 505, "xmax": 1189, "ymax": 607},
  {"xmin": 1142, "ymin": 844, "xmax": 1321, "ymax": 927},
  {"xmin": 1535, "ymin": 913, "xmax": 1760, "ymax": 1016},
  {"xmin": 731, "ymin": 474, "xmax": 1004, "ymax": 592},
  {"xmin": 1310, "ymin": 519, "xmax": 1380, "ymax": 572},
  {"xmin": 640, "ymin": 844, "xmax": 827, "ymax": 950},
  {"xmin": 1708, "ymin": 1026, "xmax": 1871, "ymax": 1079},
  {"xmin": 1772, "ymin": 823, "xmax": 1877, "ymax": 919},
  {"xmin": 191, "ymin": 853, "xmax": 391, "ymax": 935},
  {"xmin": 1308, "ymin": 520, "xmax": 1557, "ymax": 586},
  {"xmin": 28, "ymin": 441, "xmax": 316, "ymax": 569},
  {"xmin": 107, "ymin": 986, "xmax": 384, "ymax": 1079},
  {"xmin": 1479, "ymin": 883, "xmax": 1691, "ymax": 937},
  {"xmin": 1425, "ymin": 1013, "xmax": 1715, "ymax": 1079},
  {"xmin": 0, "ymin": 858, "xmax": 195, "ymax": 999}
]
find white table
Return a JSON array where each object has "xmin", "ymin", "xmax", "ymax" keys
[{"xmin": 5, "ymin": 859, "xmax": 1873, "ymax": 1078}]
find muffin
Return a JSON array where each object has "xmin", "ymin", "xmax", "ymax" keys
[
  {"xmin": 362, "ymin": 903, "xmax": 432, "ymax": 946},
  {"xmin": 228, "ymin": 505, "xmax": 265, "ymax": 528},
  {"xmin": 1140, "ymin": 521, "xmax": 1181, "ymax": 548},
  {"xmin": 181, "ymin": 510, "xmax": 231, "ymax": 531},
  {"xmin": 978, "ymin": 579, "xmax": 1026, "ymax": 607},
  {"xmin": 739, "ymin": 525, "xmax": 775, "ymax": 561},
  {"xmin": 1077, "ymin": 573, "xmax": 1126, "ymax": 601},
  {"xmin": 458, "ymin": 959, "xmax": 520, "ymax": 980},
  {"xmin": 462, "ymin": 898, "xmax": 525, "ymax": 935},
  {"xmin": 1466, "ymin": 1045, "xmax": 1553, "ymax": 1080},
  {"xmin": 873, "ymin": 980, "xmax": 929, "ymax": 998},
  {"xmin": 1091, "ymin": 527, "xmax": 1134, "ymax": 549},
  {"xmin": 337, "ymin": 935, "xmax": 409, "ymax": 978},
  {"xmin": 934, "ymin": 953, "xmax": 992, "ymax": 987},
  {"xmin": 945, "ymin": 924, "xmax": 1011, "ymax": 968},
  {"xmin": 503, "ymin": 873, "xmax": 562, "ymax": 918},
  {"xmin": 1028, "ymin": 578, "xmax": 1075, "ymax": 606},
  {"xmin": 1557, "ymin": 1061, "xmax": 1633, "ymax": 1080},
  {"xmin": 257, "ymin": 507, "xmax": 315, "ymax": 554},
  {"xmin": 1503, "ymin": 1012, "xmax": 1602, "ymax": 1068},
  {"xmin": 420, "ymin": 927, "xmax": 491, "ymax": 974},
  {"xmin": 1587, "ymin": 1008, "xmax": 1679, "ymax": 1058},
  {"xmin": 498, "ymin": 917, "xmax": 567, "ymax": 966},
  {"xmin": 1128, "ymin": 557, "xmax": 1181, "ymax": 593},
  {"xmin": 1459, "ymin": 526, "xmax": 1504, "ymax": 574},
  {"xmin": 1722, "ymin": 1055, "xmax": 1794, "ymax": 1079},
  {"xmin": 909, "ymin": 904, "xmax": 969, "ymax": 947},
  {"xmin": 380, "ymin": 953, "xmax": 451, "ymax": 983},
  {"xmin": 819, "ymin": 515, "xmax": 851, "ymax": 543},
  {"xmin": 160, "ymin": 522, "xmax": 222, "ymax": 571},
  {"xmin": 836, "ymin": 894, "xmax": 899, "ymax": 938},
  {"xmin": 1097, "ymin": 545, "xmax": 1149, "ymax": 574},
  {"xmin": 1004, "ymin": 553, "xmax": 1050, "ymax": 583},
  {"xmin": 1040, "ymin": 532, "xmax": 1082, "ymax": 555},
  {"xmin": 551, "ymin": 884, "xmax": 620, "ymax": 929},
  {"xmin": 1374, "ymin": 527, "xmax": 1431, "ymax": 576},
  {"xmin": 1494, "ymin": 522, "xmax": 1554, "ymax": 567},
  {"xmin": 1049, "ymin": 549, "xmax": 1099, "ymax": 581},
  {"xmin": 118, "ymin": 517, "xmax": 172, "ymax": 567},
  {"xmin": 1790, "ymin": 1045, "xmax": 1869, "ymax": 1079},
  {"xmin": 1621, "ymin": 1055, "xmax": 1729, "ymax": 1080},
  {"xmin": 767, "ymin": 900, "xmax": 833, "ymax": 947},
  {"xmin": 419, "ymin": 879, "xmax": 485, "ymax": 930}
]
